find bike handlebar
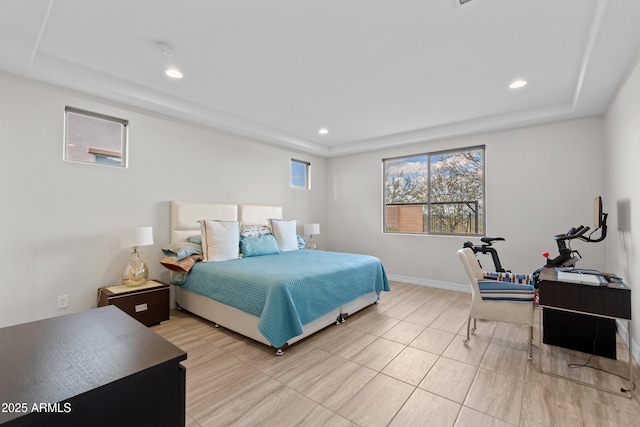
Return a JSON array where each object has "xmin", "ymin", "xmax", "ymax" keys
[{"xmin": 554, "ymin": 225, "xmax": 590, "ymax": 241}]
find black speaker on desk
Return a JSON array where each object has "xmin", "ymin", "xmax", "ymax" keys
[{"xmin": 542, "ymin": 309, "xmax": 617, "ymax": 359}]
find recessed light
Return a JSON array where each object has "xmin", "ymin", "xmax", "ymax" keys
[
  {"xmin": 165, "ymin": 68, "xmax": 183, "ymax": 79},
  {"xmin": 318, "ymin": 128, "xmax": 329, "ymax": 135},
  {"xmin": 509, "ymin": 80, "xmax": 527, "ymax": 89}
]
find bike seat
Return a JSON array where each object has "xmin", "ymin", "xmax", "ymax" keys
[{"xmin": 480, "ymin": 237, "xmax": 505, "ymax": 244}]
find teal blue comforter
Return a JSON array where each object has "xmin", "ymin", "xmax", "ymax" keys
[{"xmin": 180, "ymin": 250, "xmax": 390, "ymax": 347}]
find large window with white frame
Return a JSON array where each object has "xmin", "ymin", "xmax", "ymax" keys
[{"xmin": 383, "ymin": 146, "xmax": 485, "ymax": 235}]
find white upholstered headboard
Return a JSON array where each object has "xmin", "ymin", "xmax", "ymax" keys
[
  {"xmin": 170, "ymin": 201, "xmax": 283, "ymax": 243},
  {"xmin": 238, "ymin": 204, "xmax": 283, "ymax": 227}
]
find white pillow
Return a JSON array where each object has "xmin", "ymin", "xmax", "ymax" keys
[
  {"xmin": 200, "ymin": 220, "xmax": 240, "ymax": 261},
  {"xmin": 269, "ymin": 219, "xmax": 298, "ymax": 252}
]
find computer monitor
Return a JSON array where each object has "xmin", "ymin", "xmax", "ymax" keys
[
  {"xmin": 594, "ymin": 196, "xmax": 603, "ymax": 228},
  {"xmin": 589, "ymin": 196, "xmax": 607, "ymax": 243}
]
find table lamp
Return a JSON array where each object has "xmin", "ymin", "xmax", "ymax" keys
[
  {"xmin": 120, "ymin": 226, "xmax": 154, "ymax": 287},
  {"xmin": 304, "ymin": 223, "xmax": 320, "ymax": 250}
]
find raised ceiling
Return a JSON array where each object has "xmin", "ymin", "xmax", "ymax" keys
[{"xmin": 2, "ymin": 0, "xmax": 640, "ymax": 157}]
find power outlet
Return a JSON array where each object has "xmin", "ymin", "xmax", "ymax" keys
[{"xmin": 58, "ymin": 295, "xmax": 69, "ymax": 309}]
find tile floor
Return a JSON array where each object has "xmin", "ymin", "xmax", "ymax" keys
[{"xmin": 151, "ymin": 281, "xmax": 640, "ymax": 426}]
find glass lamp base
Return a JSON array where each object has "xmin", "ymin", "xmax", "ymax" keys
[
  {"xmin": 121, "ymin": 251, "xmax": 148, "ymax": 287},
  {"xmin": 122, "ymin": 277, "xmax": 147, "ymax": 287},
  {"xmin": 305, "ymin": 235, "xmax": 317, "ymax": 250}
]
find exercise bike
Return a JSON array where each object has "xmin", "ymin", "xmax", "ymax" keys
[
  {"xmin": 544, "ymin": 216, "xmax": 608, "ymax": 269},
  {"xmin": 544, "ymin": 196, "xmax": 608, "ymax": 268},
  {"xmin": 462, "ymin": 236, "xmax": 509, "ymax": 272}
]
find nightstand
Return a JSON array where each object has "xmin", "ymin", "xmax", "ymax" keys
[{"xmin": 97, "ymin": 280, "xmax": 170, "ymax": 326}]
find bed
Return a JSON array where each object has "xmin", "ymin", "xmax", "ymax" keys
[{"xmin": 167, "ymin": 201, "xmax": 390, "ymax": 355}]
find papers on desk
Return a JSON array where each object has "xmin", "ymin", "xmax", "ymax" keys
[
  {"xmin": 557, "ymin": 271, "xmax": 609, "ymax": 286},
  {"xmin": 538, "ymin": 267, "xmax": 558, "ymax": 282}
]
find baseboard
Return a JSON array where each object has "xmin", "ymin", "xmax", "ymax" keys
[{"xmin": 386, "ymin": 274, "xmax": 469, "ymax": 294}]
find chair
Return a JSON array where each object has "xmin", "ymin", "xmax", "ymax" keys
[{"xmin": 458, "ymin": 247, "xmax": 535, "ymax": 361}]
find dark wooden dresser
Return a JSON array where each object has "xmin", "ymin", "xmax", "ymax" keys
[{"xmin": 0, "ymin": 306, "xmax": 186, "ymax": 427}]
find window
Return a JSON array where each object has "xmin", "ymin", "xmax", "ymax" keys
[
  {"xmin": 383, "ymin": 146, "xmax": 485, "ymax": 235},
  {"xmin": 64, "ymin": 107, "xmax": 128, "ymax": 167},
  {"xmin": 291, "ymin": 159, "xmax": 310, "ymax": 189}
]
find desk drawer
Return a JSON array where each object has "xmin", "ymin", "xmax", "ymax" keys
[
  {"xmin": 99, "ymin": 286, "xmax": 169, "ymax": 326},
  {"xmin": 539, "ymin": 280, "xmax": 631, "ymax": 319}
]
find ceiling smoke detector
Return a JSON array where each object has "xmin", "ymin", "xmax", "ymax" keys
[
  {"xmin": 156, "ymin": 42, "xmax": 173, "ymax": 55},
  {"xmin": 452, "ymin": 0, "xmax": 474, "ymax": 9}
]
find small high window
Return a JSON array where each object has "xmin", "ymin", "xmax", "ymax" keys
[
  {"xmin": 291, "ymin": 159, "xmax": 310, "ymax": 189},
  {"xmin": 64, "ymin": 107, "xmax": 128, "ymax": 167}
]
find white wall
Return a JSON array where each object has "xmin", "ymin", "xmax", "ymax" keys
[
  {"xmin": 325, "ymin": 117, "xmax": 607, "ymax": 290},
  {"xmin": 0, "ymin": 68, "xmax": 619, "ymax": 337},
  {"xmin": 0, "ymin": 71, "xmax": 327, "ymax": 328},
  {"xmin": 603, "ymin": 55, "xmax": 640, "ymax": 360}
]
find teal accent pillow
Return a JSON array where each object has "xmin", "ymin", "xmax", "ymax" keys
[
  {"xmin": 187, "ymin": 235, "xmax": 202, "ymax": 244},
  {"xmin": 162, "ymin": 241, "xmax": 202, "ymax": 260},
  {"xmin": 169, "ymin": 271, "xmax": 187, "ymax": 285},
  {"xmin": 240, "ymin": 235, "xmax": 280, "ymax": 257}
]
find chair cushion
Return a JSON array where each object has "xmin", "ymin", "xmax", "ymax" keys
[
  {"xmin": 478, "ymin": 280, "xmax": 535, "ymax": 302},
  {"xmin": 483, "ymin": 271, "xmax": 532, "ymax": 285}
]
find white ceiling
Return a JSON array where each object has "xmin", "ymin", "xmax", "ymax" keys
[{"xmin": 2, "ymin": 0, "xmax": 640, "ymax": 157}]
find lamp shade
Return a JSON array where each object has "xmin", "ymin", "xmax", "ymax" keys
[
  {"xmin": 120, "ymin": 226, "xmax": 154, "ymax": 248},
  {"xmin": 304, "ymin": 223, "xmax": 320, "ymax": 235}
]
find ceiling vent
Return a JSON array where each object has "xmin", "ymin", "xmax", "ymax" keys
[{"xmin": 452, "ymin": 0, "xmax": 474, "ymax": 8}]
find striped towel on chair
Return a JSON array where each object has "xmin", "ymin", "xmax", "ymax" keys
[
  {"xmin": 483, "ymin": 271, "xmax": 533, "ymax": 285},
  {"xmin": 478, "ymin": 281, "xmax": 535, "ymax": 302}
]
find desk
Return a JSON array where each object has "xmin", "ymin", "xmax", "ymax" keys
[
  {"xmin": 0, "ymin": 306, "xmax": 187, "ymax": 426},
  {"xmin": 538, "ymin": 279, "xmax": 632, "ymax": 397},
  {"xmin": 539, "ymin": 279, "xmax": 631, "ymax": 358}
]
